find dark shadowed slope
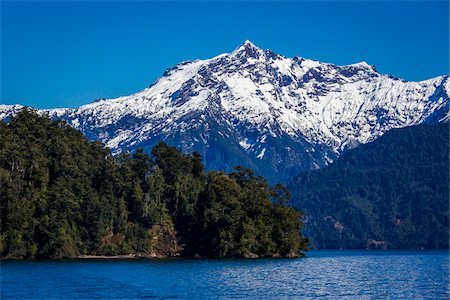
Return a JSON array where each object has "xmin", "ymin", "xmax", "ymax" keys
[{"xmin": 288, "ymin": 123, "xmax": 449, "ymax": 249}]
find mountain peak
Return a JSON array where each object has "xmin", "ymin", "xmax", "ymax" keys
[
  {"xmin": 232, "ymin": 40, "xmax": 263, "ymax": 58},
  {"xmin": 242, "ymin": 39, "xmax": 257, "ymax": 47},
  {"xmin": 348, "ymin": 61, "xmax": 376, "ymax": 71}
]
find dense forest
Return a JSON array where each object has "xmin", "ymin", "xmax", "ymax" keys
[
  {"xmin": 288, "ymin": 123, "xmax": 449, "ymax": 250},
  {"xmin": 0, "ymin": 109, "xmax": 307, "ymax": 259}
]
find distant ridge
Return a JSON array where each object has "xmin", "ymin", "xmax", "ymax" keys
[{"xmin": 288, "ymin": 123, "xmax": 449, "ymax": 249}]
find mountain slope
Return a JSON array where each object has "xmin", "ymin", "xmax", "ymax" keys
[
  {"xmin": 287, "ymin": 123, "xmax": 449, "ymax": 249},
  {"xmin": 1, "ymin": 41, "xmax": 448, "ymax": 182}
]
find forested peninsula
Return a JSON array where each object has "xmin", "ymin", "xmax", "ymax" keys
[{"xmin": 0, "ymin": 109, "xmax": 307, "ymax": 259}]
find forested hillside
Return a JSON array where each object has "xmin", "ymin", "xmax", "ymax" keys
[
  {"xmin": 288, "ymin": 123, "xmax": 449, "ymax": 249},
  {"xmin": 0, "ymin": 109, "xmax": 307, "ymax": 259}
]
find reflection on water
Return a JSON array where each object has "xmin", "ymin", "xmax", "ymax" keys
[{"xmin": 1, "ymin": 251, "xmax": 448, "ymax": 299}]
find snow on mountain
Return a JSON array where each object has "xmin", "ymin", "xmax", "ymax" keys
[
  {"xmin": 1, "ymin": 40, "xmax": 448, "ymax": 182},
  {"xmin": 0, "ymin": 104, "xmax": 25, "ymax": 121}
]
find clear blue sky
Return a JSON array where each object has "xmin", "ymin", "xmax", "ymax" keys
[{"xmin": 1, "ymin": 1, "xmax": 448, "ymax": 109}]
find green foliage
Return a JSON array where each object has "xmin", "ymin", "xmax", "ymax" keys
[
  {"xmin": 288, "ymin": 123, "xmax": 449, "ymax": 250},
  {"xmin": 0, "ymin": 109, "xmax": 307, "ymax": 258}
]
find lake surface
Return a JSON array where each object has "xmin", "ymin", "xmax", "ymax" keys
[{"xmin": 1, "ymin": 251, "xmax": 448, "ymax": 299}]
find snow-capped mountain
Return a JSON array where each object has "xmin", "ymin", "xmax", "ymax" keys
[{"xmin": 1, "ymin": 41, "xmax": 448, "ymax": 182}]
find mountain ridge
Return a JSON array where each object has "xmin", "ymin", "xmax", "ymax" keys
[{"xmin": 1, "ymin": 41, "xmax": 448, "ymax": 182}]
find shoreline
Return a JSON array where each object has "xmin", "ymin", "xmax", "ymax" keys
[
  {"xmin": 3, "ymin": 250, "xmax": 446, "ymax": 261},
  {"xmin": 75, "ymin": 254, "xmax": 170, "ymax": 260},
  {"xmin": 1, "ymin": 252, "xmax": 305, "ymax": 260}
]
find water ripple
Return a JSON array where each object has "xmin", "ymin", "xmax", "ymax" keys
[{"xmin": 1, "ymin": 251, "xmax": 448, "ymax": 299}]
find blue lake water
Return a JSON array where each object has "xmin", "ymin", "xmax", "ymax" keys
[{"xmin": 1, "ymin": 251, "xmax": 448, "ymax": 299}]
